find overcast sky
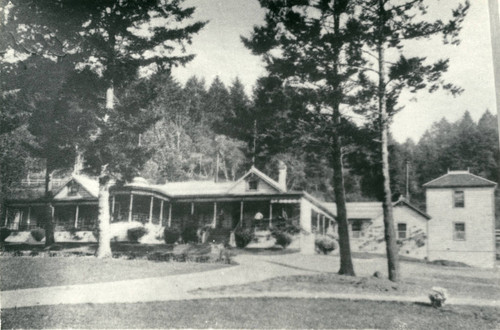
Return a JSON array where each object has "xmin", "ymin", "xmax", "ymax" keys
[{"xmin": 171, "ymin": 0, "xmax": 497, "ymax": 144}]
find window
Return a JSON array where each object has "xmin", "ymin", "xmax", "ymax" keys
[
  {"xmin": 68, "ymin": 182, "xmax": 79, "ymax": 196},
  {"xmin": 351, "ymin": 220, "xmax": 362, "ymax": 238},
  {"xmin": 397, "ymin": 223, "xmax": 407, "ymax": 239},
  {"xmin": 453, "ymin": 190, "xmax": 464, "ymax": 208},
  {"xmin": 453, "ymin": 222, "xmax": 466, "ymax": 241},
  {"xmin": 248, "ymin": 179, "xmax": 258, "ymax": 191}
]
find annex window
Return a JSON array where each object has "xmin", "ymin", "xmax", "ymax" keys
[
  {"xmin": 248, "ymin": 179, "xmax": 259, "ymax": 191},
  {"xmin": 453, "ymin": 190, "xmax": 464, "ymax": 208},
  {"xmin": 351, "ymin": 220, "xmax": 363, "ymax": 238},
  {"xmin": 453, "ymin": 222, "xmax": 466, "ymax": 241},
  {"xmin": 397, "ymin": 223, "xmax": 407, "ymax": 239},
  {"xmin": 68, "ymin": 181, "xmax": 79, "ymax": 196}
]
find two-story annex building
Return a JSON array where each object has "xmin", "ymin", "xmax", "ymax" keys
[{"xmin": 424, "ymin": 170, "xmax": 497, "ymax": 268}]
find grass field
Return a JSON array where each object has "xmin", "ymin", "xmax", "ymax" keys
[
  {"xmin": 2, "ymin": 298, "xmax": 499, "ymax": 329},
  {"xmin": 193, "ymin": 271, "xmax": 500, "ymax": 301},
  {"xmin": 0, "ymin": 257, "xmax": 229, "ymax": 291}
]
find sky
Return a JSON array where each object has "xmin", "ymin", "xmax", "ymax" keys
[{"xmin": 171, "ymin": 0, "xmax": 497, "ymax": 143}]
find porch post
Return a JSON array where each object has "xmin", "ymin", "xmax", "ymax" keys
[
  {"xmin": 74, "ymin": 205, "xmax": 79, "ymax": 229},
  {"xmin": 159, "ymin": 200, "xmax": 164, "ymax": 226},
  {"xmin": 149, "ymin": 196, "xmax": 154, "ymax": 224},
  {"xmin": 316, "ymin": 213, "xmax": 320, "ymax": 233},
  {"xmin": 111, "ymin": 196, "xmax": 115, "ymax": 221},
  {"xmin": 168, "ymin": 203, "xmax": 172, "ymax": 227},
  {"xmin": 240, "ymin": 201, "xmax": 244, "ymax": 221},
  {"xmin": 128, "ymin": 193, "xmax": 134, "ymax": 222},
  {"xmin": 212, "ymin": 202, "xmax": 217, "ymax": 228},
  {"xmin": 269, "ymin": 203, "xmax": 273, "ymax": 225},
  {"xmin": 27, "ymin": 207, "xmax": 31, "ymax": 228},
  {"xmin": 191, "ymin": 202, "xmax": 194, "ymax": 215},
  {"xmin": 4, "ymin": 208, "xmax": 8, "ymax": 227},
  {"xmin": 322, "ymin": 215, "xmax": 326, "ymax": 234}
]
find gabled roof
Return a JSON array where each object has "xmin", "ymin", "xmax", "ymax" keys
[
  {"xmin": 72, "ymin": 175, "xmax": 99, "ymax": 197},
  {"xmin": 423, "ymin": 171, "xmax": 496, "ymax": 188},
  {"xmin": 53, "ymin": 175, "xmax": 99, "ymax": 199},
  {"xmin": 122, "ymin": 166, "xmax": 285, "ymax": 198},
  {"xmin": 393, "ymin": 198, "xmax": 431, "ymax": 219},
  {"xmin": 323, "ymin": 198, "xmax": 430, "ymax": 220},
  {"xmin": 227, "ymin": 166, "xmax": 285, "ymax": 193}
]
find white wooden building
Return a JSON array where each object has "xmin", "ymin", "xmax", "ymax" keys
[{"xmin": 424, "ymin": 170, "xmax": 497, "ymax": 268}]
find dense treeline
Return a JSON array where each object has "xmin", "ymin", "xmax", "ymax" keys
[{"xmin": 2, "ymin": 69, "xmax": 498, "ymax": 207}]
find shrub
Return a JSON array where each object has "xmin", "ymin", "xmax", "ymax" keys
[
  {"xmin": 0, "ymin": 227, "xmax": 11, "ymax": 242},
  {"xmin": 147, "ymin": 252, "xmax": 173, "ymax": 262},
  {"xmin": 127, "ymin": 226, "xmax": 148, "ymax": 243},
  {"xmin": 164, "ymin": 227, "xmax": 180, "ymax": 244},
  {"xmin": 92, "ymin": 227, "xmax": 99, "ymax": 240},
  {"xmin": 31, "ymin": 228, "xmax": 45, "ymax": 242},
  {"xmin": 429, "ymin": 287, "xmax": 448, "ymax": 308},
  {"xmin": 315, "ymin": 235, "xmax": 338, "ymax": 254},
  {"xmin": 272, "ymin": 230, "xmax": 293, "ymax": 248},
  {"xmin": 181, "ymin": 226, "xmax": 199, "ymax": 243},
  {"xmin": 234, "ymin": 228, "xmax": 254, "ymax": 248},
  {"xmin": 217, "ymin": 248, "xmax": 234, "ymax": 264}
]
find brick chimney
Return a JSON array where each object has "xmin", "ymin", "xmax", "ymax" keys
[{"xmin": 278, "ymin": 161, "xmax": 287, "ymax": 192}]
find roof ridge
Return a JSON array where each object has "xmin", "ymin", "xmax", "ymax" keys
[
  {"xmin": 227, "ymin": 166, "xmax": 284, "ymax": 193},
  {"xmin": 463, "ymin": 172, "xmax": 497, "ymax": 185},
  {"xmin": 422, "ymin": 172, "xmax": 450, "ymax": 186}
]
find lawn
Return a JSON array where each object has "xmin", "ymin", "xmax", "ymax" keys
[
  {"xmin": 192, "ymin": 271, "xmax": 500, "ymax": 301},
  {"xmin": 2, "ymin": 298, "xmax": 499, "ymax": 329}
]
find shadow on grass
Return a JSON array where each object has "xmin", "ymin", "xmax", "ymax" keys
[{"xmin": 232, "ymin": 247, "xmax": 299, "ymax": 255}]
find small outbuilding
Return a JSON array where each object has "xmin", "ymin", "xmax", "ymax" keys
[{"xmin": 424, "ymin": 170, "xmax": 497, "ymax": 268}]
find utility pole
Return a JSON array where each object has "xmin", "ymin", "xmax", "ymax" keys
[
  {"xmin": 252, "ymin": 120, "xmax": 257, "ymax": 166},
  {"xmin": 488, "ymin": 0, "xmax": 500, "ymax": 180},
  {"xmin": 405, "ymin": 160, "xmax": 410, "ymax": 201}
]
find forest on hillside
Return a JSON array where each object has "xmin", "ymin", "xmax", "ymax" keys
[{"xmin": 2, "ymin": 66, "xmax": 498, "ymax": 208}]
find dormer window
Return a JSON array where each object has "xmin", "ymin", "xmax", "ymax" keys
[
  {"xmin": 453, "ymin": 190, "xmax": 464, "ymax": 208},
  {"xmin": 248, "ymin": 179, "xmax": 259, "ymax": 191},
  {"xmin": 68, "ymin": 181, "xmax": 79, "ymax": 196}
]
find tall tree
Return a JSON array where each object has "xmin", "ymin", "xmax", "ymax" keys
[
  {"xmin": 244, "ymin": 0, "xmax": 371, "ymax": 275},
  {"xmin": 3, "ymin": 0, "xmax": 206, "ymax": 257},
  {"xmin": 356, "ymin": 0, "xmax": 469, "ymax": 281}
]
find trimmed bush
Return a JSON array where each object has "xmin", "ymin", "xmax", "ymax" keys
[
  {"xmin": 0, "ymin": 227, "xmax": 11, "ymax": 242},
  {"xmin": 31, "ymin": 228, "xmax": 45, "ymax": 242},
  {"xmin": 181, "ymin": 226, "xmax": 199, "ymax": 243},
  {"xmin": 127, "ymin": 226, "xmax": 148, "ymax": 243},
  {"xmin": 315, "ymin": 235, "xmax": 338, "ymax": 254},
  {"xmin": 234, "ymin": 228, "xmax": 254, "ymax": 248},
  {"xmin": 164, "ymin": 227, "xmax": 181, "ymax": 244},
  {"xmin": 272, "ymin": 230, "xmax": 293, "ymax": 248}
]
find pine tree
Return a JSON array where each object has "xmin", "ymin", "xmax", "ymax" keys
[
  {"xmin": 243, "ymin": 0, "xmax": 371, "ymax": 275},
  {"xmin": 3, "ymin": 0, "xmax": 206, "ymax": 257},
  {"xmin": 356, "ymin": 0, "xmax": 469, "ymax": 281}
]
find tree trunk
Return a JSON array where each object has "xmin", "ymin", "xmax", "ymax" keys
[
  {"xmin": 44, "ymin": 162, "xmax": 55, "ymax": 247},
  {"xmin": 332, "ymin": 6, "xmax": 355, "ymax": 276},
  {"xmin": 95, "ymin": 169, "xmax": 112, "ymax": 258},
  {"xmin": 215, "ymin": 151, "xmax": 219, "ymax": 182},
  {"xmin": 332, "ymin": 139, "xmax": 355, "ymax": 276},
  {"xmin": 95, "ymin": 84, "xmax": 114, "ymax": 258},
  {"xmin": 222, "ymin": 158, "xmax": 229, "ymax": 181},
  {"xmin": 377, "ymin": 0, "xmax": 399, "ymax": 282}
]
